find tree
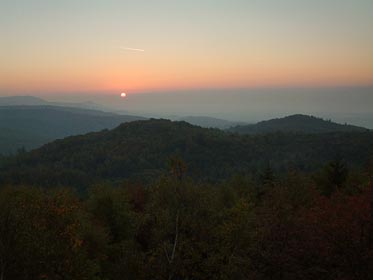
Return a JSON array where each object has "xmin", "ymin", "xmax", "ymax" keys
[
  {"xmin": 260, "ymin": 161, "xmax": 275, "ymax": 186},
  {"xmin": 321, "ymin": 156, "xmax": 349, "ymax": 196},
  {"xmin": 0, "ymin": 187, "xmax": 100, "ymax": 280},
  {"xmin": 86, "ymin": 185, "xmax": 140, "ymax": 280}
]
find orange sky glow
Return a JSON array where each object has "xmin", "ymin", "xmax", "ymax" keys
[{"xmin": 1, "ymin": 0, "xmax": 372, "ymax": 95}]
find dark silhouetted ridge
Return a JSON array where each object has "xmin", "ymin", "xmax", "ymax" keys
[
  {"xmin": 229, "ymin": 114, "xmax": 368, "ymax": 134},
  {"xmin": 0, "ymin": 105, "xmax": 145, "ymax": 154},
  {"xmin": 1, "ymin": 118, "xmax": 373, "ymax": 188}
]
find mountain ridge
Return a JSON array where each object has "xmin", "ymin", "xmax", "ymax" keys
[
  {"xmin": 0, "ymin": 105, "xmax": 145, "ymax": 154},
  {"xmin": 0, "ymin": 95, "xmax": 106, "ymax": 111},
  {"xmin": 1, "ymin": 118, "xmax": 372, "ymax": 188},
  {"xmin": 177, "ymin": 116, "xmax": 246, "ymax": 129},
  {"xmin": 229, "ymin": 114, "xmax": 368, "ymax": 134}
]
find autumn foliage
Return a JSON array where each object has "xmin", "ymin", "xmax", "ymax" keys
[{"xmin": 1, "ymin": 167, "xmax": 373, "ymax": 279}]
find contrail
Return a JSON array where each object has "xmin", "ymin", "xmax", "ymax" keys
[{"xmin": 119, "ymin": 47, "xmax": 145, "ymax": 52}]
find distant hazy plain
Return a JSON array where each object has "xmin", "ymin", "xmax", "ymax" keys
[{"xmin": 36, "ymin": 86, "xmax": 373, "ymax": 128}]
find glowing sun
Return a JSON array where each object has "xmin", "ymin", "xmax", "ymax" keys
[{"xmin": 120, "ymin": 92, "xmax": 127, "ymax": 98}]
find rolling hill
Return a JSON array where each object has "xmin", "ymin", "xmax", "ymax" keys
[
  {"xmin": 1, "ymin": 119, "xmax": 373, "ymax": 188},
  {"xmin": 0, "ymin": 95, "xmax": 48, "ymax": 106},
  {"xmin": 0, "ymin": 95, "xmax": 106, "ymax": 111},
  {"xmin": 0, "ymin": 106, "xmax": 145, "ymax": 154},
  {"xmin": 229, "ymin": 114, "xmax": 368, "ymax": 134},
  {"xmin": 177, "ymin": 116, "xmax": 246, "ymax": 129}
]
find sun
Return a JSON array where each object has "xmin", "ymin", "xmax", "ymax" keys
[{"xmin": 120, "ymin": 92, "xmax": 127, "ymax": 98}]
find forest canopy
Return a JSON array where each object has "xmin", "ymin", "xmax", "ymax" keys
[
  {"xmin": 1, "ymin": 119, "xmax": 373, "ymax": 279},
  {"xmin": 0, "ymin": 119, "xmax": 372, "ymax": 189}
]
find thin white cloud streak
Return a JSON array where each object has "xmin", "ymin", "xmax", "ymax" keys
[{"xmin": 119, "ymin": 47, "xmax": 145, "ymax": 52}]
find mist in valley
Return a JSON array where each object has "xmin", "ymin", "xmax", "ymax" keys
[{"xmin": 33, "ymin": 86, "xmax": 373, "ymax": 128}]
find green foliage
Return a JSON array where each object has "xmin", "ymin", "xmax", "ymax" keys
[
  {"xmin": 325, "ymin": 157, "xmax": 349, "ymax": 188},
  {"xmin": 0, "ymin": 187, "xmax": 100, "ymax": 280},
  {"xmin": 86, "ymin": 185, "xmax": 141, "ymax": 280},
  {"xmin": 230, "ymin": 114, "xmax": 368, "ymax": 134},
  {"xmin": 315, "ymin": 157, "xmax": 350, "ymax": 196},
  {"xmin": 260, "ymin": 162, "xmax": 276, "ymax": 187},
  {"xmin": 1, "ymin": 120, "xmax": 373, "ymax": 279},
  {"xmin": 1, "ymin": 166, "xmax": 372, "ymax": 279},
  {"xmin": 1, "ymin": 119, "xmax": 373, "ymax": 188}
]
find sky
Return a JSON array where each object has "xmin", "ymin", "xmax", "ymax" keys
[{"xmin": 1, "ymin": 0, "xmax": 373, "ymax": 95}]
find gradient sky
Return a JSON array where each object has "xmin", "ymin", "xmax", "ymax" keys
[{"xmin": 1, "ymin": 0, "xmax": 373, "ymax": 94}]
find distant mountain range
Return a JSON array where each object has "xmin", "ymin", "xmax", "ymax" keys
[
  {"xmin": 0, "ymin": 96, "xmax": 370, "ymax": 156},
  {"xmin": 0, "ymin": 96, "xmax": 243, "ymax": 129},
  {"xmin": 177, "ymin": 116, "xmax": 246, "ymax": 129},
  {"xmin": 0, "ymin": 95, "xmax": 105, "ymax": 111},
  {"xmin": 0, "ymin": 105, "xmax": 145, "ymax": 154},
  {"xmin": 0, "ymin": 96, "xmax": 47, "ymax": 106},
  {"xmin": 1, "ymin": 119, "xmax": 372, "ymax": 188},
  {"xmin": 229, "ymin": 114, "xmax": 368, "ymax": 134}
]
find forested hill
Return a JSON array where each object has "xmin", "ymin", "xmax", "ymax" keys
[
  {"xmin": 177, "ymin": 116, "xmax": 245, "ymax": 129},
  {"xmin": 229, "ymin": 114, "xmax": 368, "ymax": 134},
  {"xmin": 1, "ymin": 119, "xmax": 373, "ymax": 188},
  {"xmin": 0, "ymin": 106, "xmax": 145, "ymax": 154}
]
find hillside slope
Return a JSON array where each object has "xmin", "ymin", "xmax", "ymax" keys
[
  {"xmin": 178, "ymin": 116, "xmax": 245, "ymax": 129},
  {"xmin": 229, "ymin": 114, "xmax": 368, "ymax": 134},
  {"xmin": 0, "ymin": 106, "xmax": 145, "ymax": 154},
  {"xmin": 0, "ymin": 96, "xmax": 48, "ymax": 106},
  {"xmin": 1, "ymin": 119, "xmax": 373, "ymax": 187},
  {"xmin": 0, "ymin": 95, "xmax": 106, "ymax": 110}
]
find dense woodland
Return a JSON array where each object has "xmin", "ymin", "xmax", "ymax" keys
[
  {"xmin": 1, "ymin": 119, "xmax": 373, "ymax": 279},
  {"xmin": 229, "ymin": 114, "xmax": 368, "ymax": 134},
  {"xmin": 1, "ymin": 158, "xmax": 373, "ymax": 280},
  {"xmin": 1, "ymin": 110, "xmax": 368, "ymax": 155},
  {"xmin": 0, "ymin": 119, "xmax": 372, "ymax": 189}
]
